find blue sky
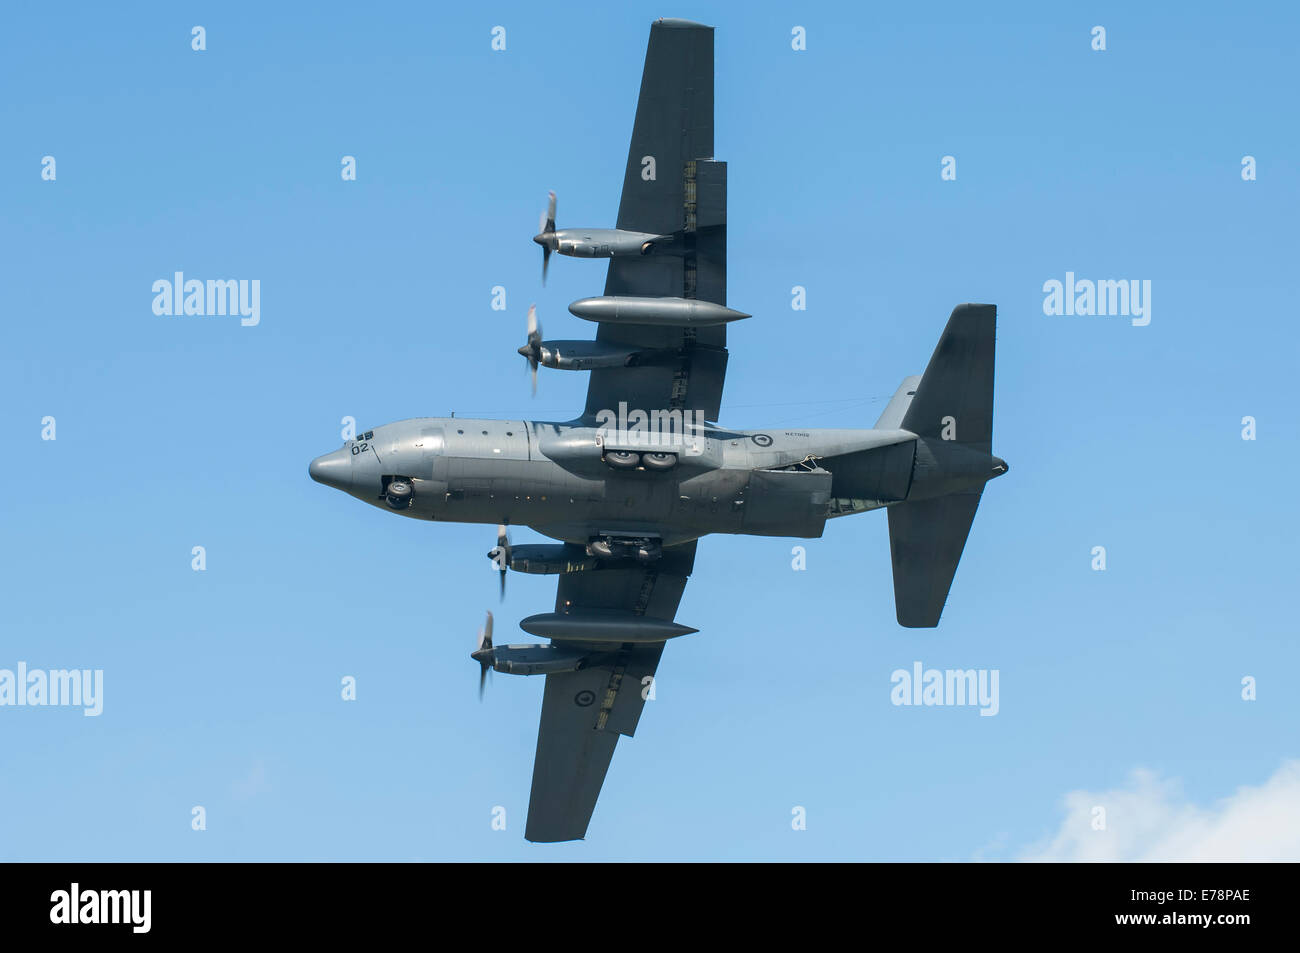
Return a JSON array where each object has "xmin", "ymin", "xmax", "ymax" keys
[{"xmin": 2, "ymin": 1, "xmax": 1297, "ymax": 860}]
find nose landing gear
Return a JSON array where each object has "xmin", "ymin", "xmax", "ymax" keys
[{"xmin": 384, "ymin": 477, "xmax": 414, "ymax": 510}]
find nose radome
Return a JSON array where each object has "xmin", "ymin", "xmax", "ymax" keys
[{"xmin": 309, "ymin": 449, "xmax": 352, "ymax": 490}]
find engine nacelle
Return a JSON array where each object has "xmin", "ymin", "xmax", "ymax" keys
[
  {"xmin": 553, "ymin": 228, "xmax": 665, "ymax": 258},
  {"xmin": 508, "ymin": 544, "xmax": 600, "ymax": 575},
  {"xmin": 489, "ymin": 643, "xmax": 590, "ymax": 676},
  {"xmin": 536, "ymin": 339, "xmax": 643, "ymax": 371}
]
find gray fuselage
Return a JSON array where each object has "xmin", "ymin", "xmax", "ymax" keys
[{"xmin": 307, "ymin": 416, "xmax": 1001, "ymax": 548}]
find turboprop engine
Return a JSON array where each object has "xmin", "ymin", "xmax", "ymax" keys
[{"xmin": 532, "ymin": 191, "xmax": 672, "ymax": 282}]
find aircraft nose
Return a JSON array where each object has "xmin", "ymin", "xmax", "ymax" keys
[{"xmin": 309, "ymin": 448, "xmax": 353, "ymax": 490}]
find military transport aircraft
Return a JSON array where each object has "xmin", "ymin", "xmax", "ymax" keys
[{"xmin": 309, "ymin": 18, "xmax": 1008, "ymax": 842}]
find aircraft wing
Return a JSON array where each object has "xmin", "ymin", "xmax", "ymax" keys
[
  {"xmin": 524, "ymin": 541, "xmax": 697, "ymax": 842},
  {"xmin": 525, "ymin": 18, "xmax": 717, "ymax": 845},
  {"xmin": 583, "ymin": 18, "xmax": 729, "ymax": 423}
]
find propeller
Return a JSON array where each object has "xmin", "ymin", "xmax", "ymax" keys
[
  {"xmin": 473, "ymin": 610, "xmax": 494, "ymax": 700},
  {"xmin": 486, "ymin": 523, "xmax": 511, "ymax": 599},
  {"xmin": 517, "ymin": 305, "xmax": 543, "ymax": 395},
  {"xmin": 532, "ymin": 190, "xmax": 557, "ymax": 284}
]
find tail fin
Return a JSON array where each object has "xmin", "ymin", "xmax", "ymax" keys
[{"xmin": 889, "ymin": 304, "xmax": 1000, "ymax": 627}]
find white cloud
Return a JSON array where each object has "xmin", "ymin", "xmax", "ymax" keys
[
  {"xmin": 1016, "ymin": 759, "xmax": 1300, "ymax": 862},
  {"xmin": 231, "ymin": 758, "xmax": 271, "ymax": 801}
]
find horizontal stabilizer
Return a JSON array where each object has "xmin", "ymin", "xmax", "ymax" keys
[
  {"xmin": 901, "ymin": 304, "xmax": 996, "ymax": 453},
  {"xmin": 887, "ymin": 490, "xmax": 982, "ymax": 627}
]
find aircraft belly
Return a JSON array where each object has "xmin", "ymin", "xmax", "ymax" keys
[
  {"xmin": 671, "ymin": 468, "xmax": 746, "ymax": 535},
  {"xmin": 741, "ymin": 467, "xmax": 833, "ymax": 537}
]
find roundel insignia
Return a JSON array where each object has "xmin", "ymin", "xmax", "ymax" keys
[
  {"xmin": 751, "ymin": 433, "xmax": 773, "ymax": 447},
  {"xmin": 574, "ymin": 690, "xmax": 596, "ymax": 707}
]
